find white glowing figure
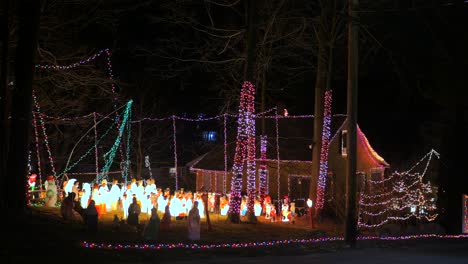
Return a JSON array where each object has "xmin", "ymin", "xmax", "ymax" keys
[{"xmin": 80, "ymin": 183, "xmax": 91, "ymax": 208}]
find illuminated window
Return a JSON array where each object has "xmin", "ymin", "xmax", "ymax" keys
[
  {"xmin": 202, "ymin": 131, "xmax": 217, "ymax": 142},
  {"xmin": 341, "ymin": 130, "xmax": 348, "ymax": 157}
]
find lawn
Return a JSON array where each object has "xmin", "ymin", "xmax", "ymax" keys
[{"xmin": 33, "ymin": 206, "xmax": 338, "ymax": 244}]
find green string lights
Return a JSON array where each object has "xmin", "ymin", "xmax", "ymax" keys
[{"xmin": 98, "ymin": 100, "xmax": 133, "ymax": 183}]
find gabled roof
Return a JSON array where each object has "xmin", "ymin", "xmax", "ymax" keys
[{"xmin": 189, "ymin": 116, "xmax": 389, "ymax": 171}]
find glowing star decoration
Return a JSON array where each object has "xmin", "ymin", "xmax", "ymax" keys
[
  {"xmin": 258, "ymin": 135, "xmax": 268, "ymax": 204},
  {"xmin": 315, "ymin": 90, "xmax": 332, "ymax": 209},
  {"xmin": 228, "ymin": 81, "xmax": 256, "ymax": 220}
]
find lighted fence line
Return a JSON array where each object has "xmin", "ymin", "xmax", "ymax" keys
[{"xmin": 80, "ymin": 234, "xmax": 468, "ymax": 250}]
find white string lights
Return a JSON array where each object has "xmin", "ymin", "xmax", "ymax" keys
[
  {"xmin": 358, "ymin": 149, "xmax": 440, "ymax": 228},
  {"xmin": 228, "ymin": 81, "xmax": 256, "ymax": 218}
]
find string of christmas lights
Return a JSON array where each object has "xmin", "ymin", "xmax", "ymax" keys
[
  {"xmin": 94, "ymin": 112, "xmax": 99, "ymax": 177},
  {"xmin": 35, "ymin": 49, "xmax": 107, "ymax": 70},
  {"xmin": 32, "ymin": 111, "xmax": 43, "ymax": 186},
  {"xmin": 259, "ymin": 135, "xmax": 268, "ymax": 203},
  {"xmin": 275, "ymin": 108, "xmax": 281, "ymax": 204},
  {"xmin": 358, "ymin": 152, "xmax": 439, "ymax": 229},
  {"xmin": 315, "ymin": 90, "xmax": 332, "ymax": 209},
  {"xmin": 223, "ymin": 114, "xmax": 228, "ymax": 194},
  {"xmin": 172, "ymin": 116, "xmax": 178, "ymax": 190},
  {"xmin": 124, "ymin": 111, "xmax": 132, "ymax": 183},
  {"xmin": 57, "ymin": 116, "xmax": 118, "ymax": 178},
  {"xmin": 80, "ymin": 234, "xmax": 468, "ymax": 250},
  {"xmin": 229, "ymin": 81, "xmax": 256, "ymax": 218},
  {"xmin": 32, "ymin": 92, "xmax": 57, "ymax": 177},
  {"xmin": 98, "ymin": 100, "xmax": 133, "ymax": 183}
]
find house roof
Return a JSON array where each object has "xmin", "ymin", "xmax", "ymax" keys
[{"xmin": 189, "ymin": 116, "xmax": 374, "ymax": 171}]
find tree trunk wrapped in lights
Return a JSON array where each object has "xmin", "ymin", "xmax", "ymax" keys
[{"xmin": 228, "ymin": 81, "xmax": 256, "ymax": 223}]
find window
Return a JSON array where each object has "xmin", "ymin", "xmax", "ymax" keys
[
  {"xmin": 202, "ymin": 131, "xmax": 217, "ymax": 142},
  {"xmin": 370, "ymin": 167, "xmax": 384, "ymax": 181},
  {"xmin": 341, "ymin": 130, "xmax": 348, "ymax": 157}
]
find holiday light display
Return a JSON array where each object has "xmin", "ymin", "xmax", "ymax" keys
[
  {"xmin": 81, "ymin": 234, "xmax": 468, "ymax": 250},
  {"xmin": 315, "ymin": 90, "xmax": 332, "ymax": 209},
  {"xmin": 57, "ymin": 119, "xmax": 117, "ymax": 178},
  {"xmin": 32, "ymin": 92, "xmax": 57, "ymax": 177},
  {"xmin": 463, "ymin": 194, "xmax": 468, "ymax": 233},
  {"xmin": 223, "ymin": 114, "xmax": 228, "ymax": 194},
  {"xmin": 275, "ymin": 109, "xmax": 281, "ymax": 204},
  {"xmin": 259, "ymin": 135, "xmax": 268, "ymax": 202},
  {"xmin": 228, "ymin": 81, "xmax": 256, "ymax": 219},
  {"xmin": 172, "ymin": 116, "xmax": 178, "ymax": 190},
  {"xmin": 94, "ymin": 112, "xmax": 99, "ymax": 177},
  {"xmin": 32, "ymin": 111, "xmax": 43, "ymax": 187},
  {"xmin": 358, "ymin": 149, "xmax": 440, "ymax": 228},
  {"xmin": 97, "ymin": 100, "xmax": 133, "ymax": 183}
]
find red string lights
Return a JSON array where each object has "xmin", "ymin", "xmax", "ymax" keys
[
  {"xmin": 229, "ymin": 81, "xmax": 256, "ymax": 219},
  {"xmin": 315, "ymin": 90, "xmax": 332, "ymax": 209}
]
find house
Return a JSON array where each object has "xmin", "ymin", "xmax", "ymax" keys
[{"xmin": 188, "ymin": 116, "xmax": 389, "ymax": 216}]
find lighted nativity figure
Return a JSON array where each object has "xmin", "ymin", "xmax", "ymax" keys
[
  {"xmin": 44, "ymin": 175, "xmax": 57, "ymax": 207},
  {"xmin": 195, "ymin": 193, "xmax": 205, "ymax": 218},
  {"xmin": 98, "ymin": 179, "xmax": 109, "ymax": 214},
  {"xmin": 187, "ymin": 201, "xmax": 201, "ymax": 241},
  {"xmin": 281, "ymin": 199, "xmax": 290, "ymax": 222},
  {"xmin": 136, "ymin": 179, "xmax": 145, "ymax": 204},
  {"xmin": 121, "ymin": 193, "xmax": 130, "ymax": 220},
  {"xmin": 270, "ymin": 205, "xmax": 277, "ymax": 222},
  {"xmin": 80, "ymin": 183, "xmax": 91, "ymax": 209},
  {"xmin": 109, "ymin": 179, "xmax": 121, "ymax": 211},
  {"xmin": 220, "ymin": 196, "xmax": 229, "ymax": 216},
  {"xmin": 254, "ymin": 199, "xmax": 262, "ymax": 217},
  {"xmin": 63, "ymin": 178, "xmax": 77, "ymax": 199},
  {"xmin": 208, "ymin": 193, "xmax": 215, "ymax": 213},
  {"xmin": 290, "ymin": 202, "xmax": 296, "ymax": 224},
  {"xmin": 264, "ymin": 195, "xmax": 272, "ymax": 219},
  {"xmin": 184, "ymin": 192, "xmax": 193, "ymax": 215},
  {"xmin": 157, "ymin": 189, "xmax": 167, "ymax": 213},
  {"xmin": 240, "ymin": 196, "xmax": 247, "ymax": 216},
  {"xmin": 72, "ymin": 181, "xmax": 80, "ymax": 202},
  {"xmin": 144, "ymin": 178, "xmax": 157, "ymax": 197}
]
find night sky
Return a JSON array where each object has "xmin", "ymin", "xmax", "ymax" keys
[{"xmin": 27, "ymin": 1, "xmax": 468, "ymax": 175}]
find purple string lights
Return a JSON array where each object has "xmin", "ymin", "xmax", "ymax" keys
[{"xmin": 315, "ymin": 90, "xmax": 332, "ymax": 209}]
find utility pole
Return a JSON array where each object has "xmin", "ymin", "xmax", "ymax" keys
[{"xmin": 345, "ymin": 0, "xmax": 359, "ymax": 247}]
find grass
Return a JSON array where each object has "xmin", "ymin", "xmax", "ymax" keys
[{"xmin": 33, "ymin": 206, "xmax": 338, "ymax": 244}]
